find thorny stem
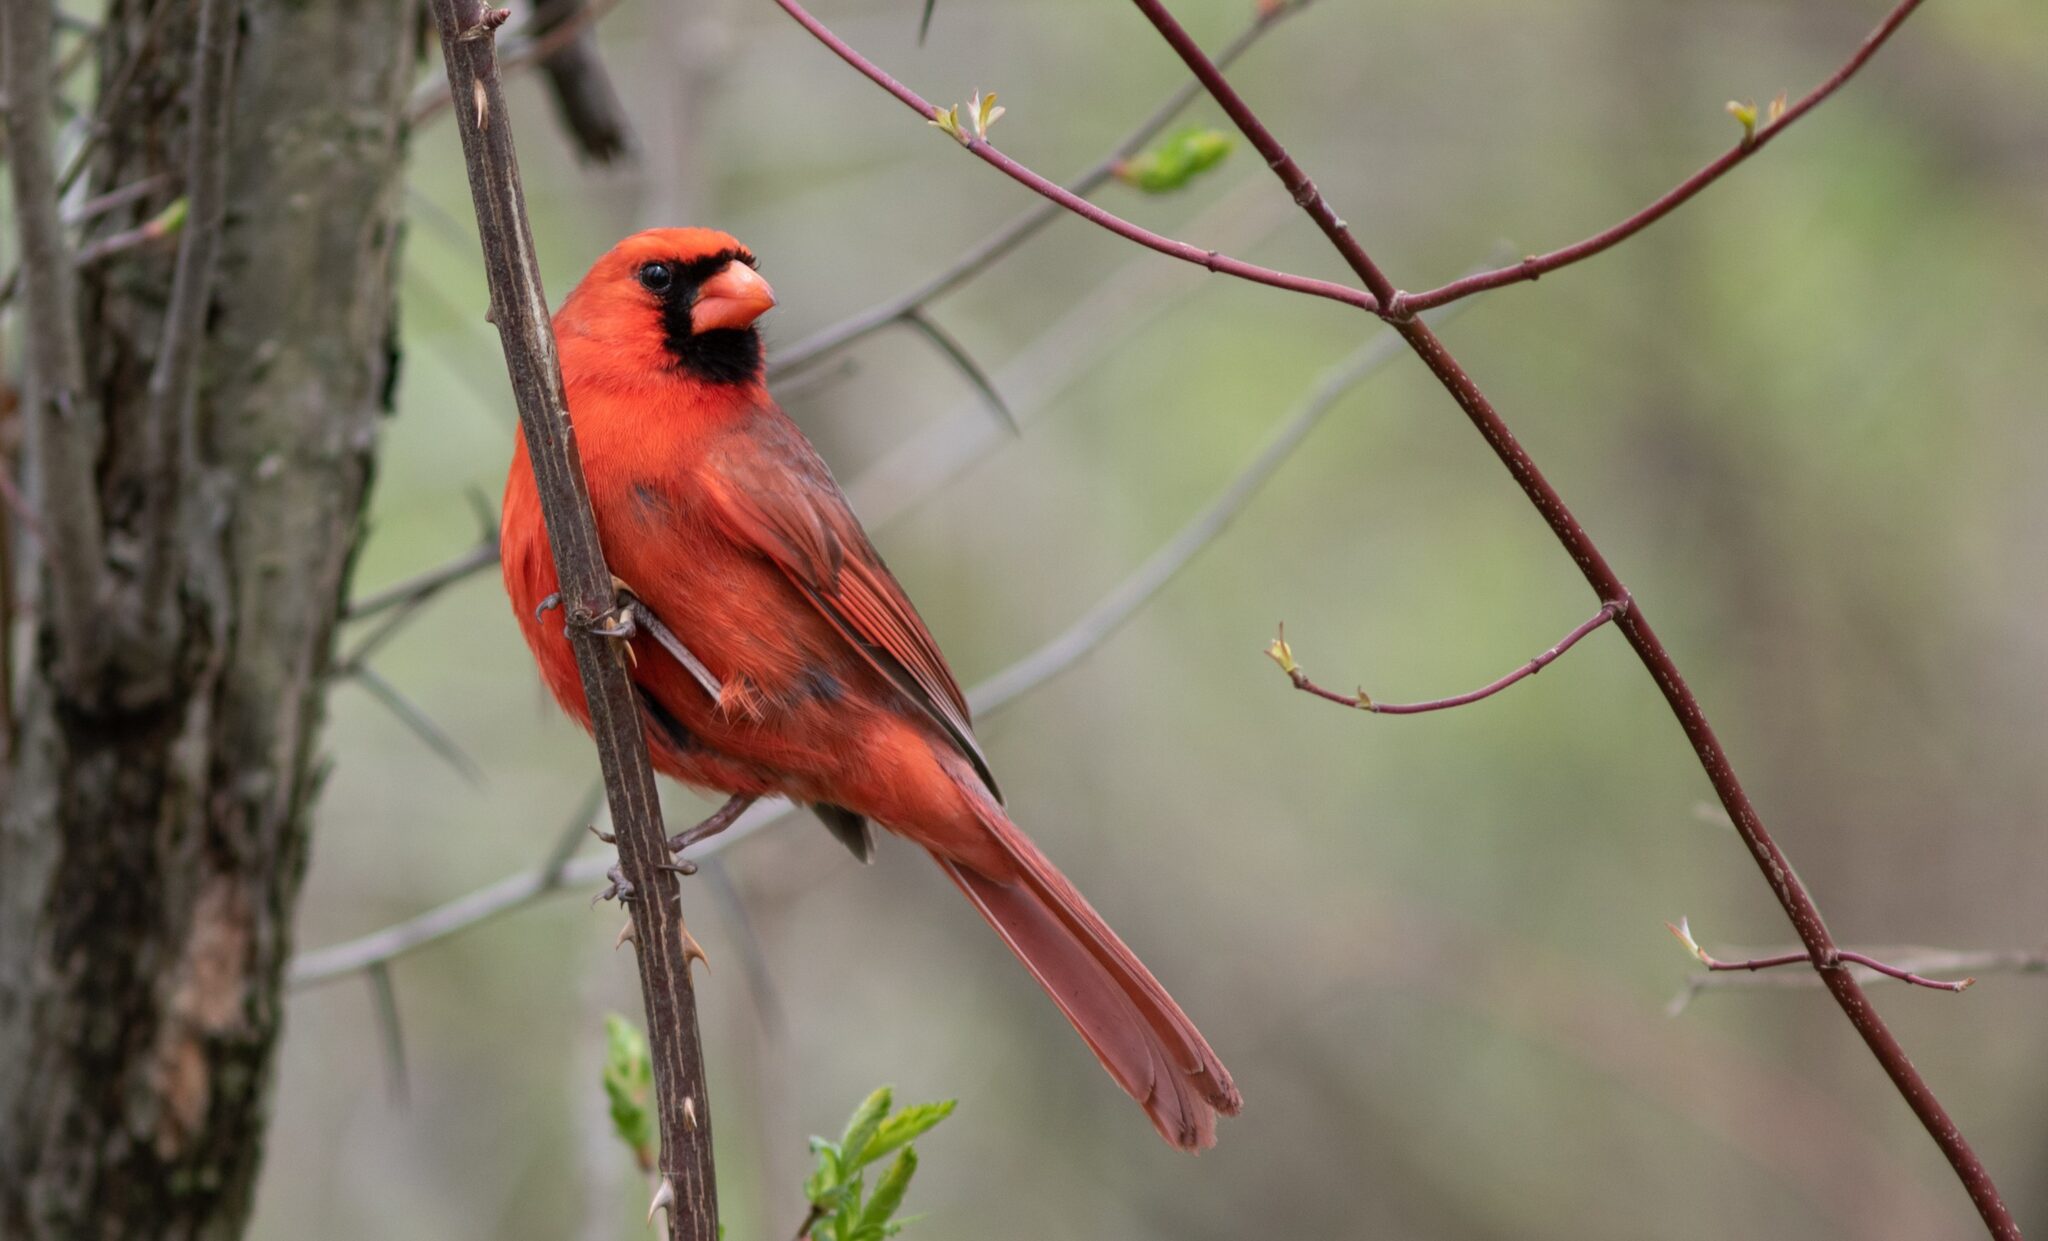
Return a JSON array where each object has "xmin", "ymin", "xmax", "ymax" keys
[
  {"xmin": 425, "ymin": 3, "xmax": 716, "ymax": 1237},
  {"xmin": 407, "ymin": 0, "xmax": 625, "ymax": 123},
  {"xmin": 1122, "ymin": 0, "xmax": 2015, "ymax": 1234},
  {"xmin": 1392, "ymin": 0, "xmax": 1931, "ymax": 315},
  {"xmin": 1271, "ymin": 603, "xmax": 1621, "ymax": 714}
]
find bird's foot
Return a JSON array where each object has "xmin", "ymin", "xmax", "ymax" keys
[
  {"xmin": 592, "ymin": 863, "xmax": 636, "ymax": 905},
  {"xmin": 665, "ymin": 794, "xmax": 757, "ymax": 872}
]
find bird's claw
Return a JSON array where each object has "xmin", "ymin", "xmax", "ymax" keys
[{"xmin": 592, "ymin": 863, "xmax": 636, "ymax": 905}]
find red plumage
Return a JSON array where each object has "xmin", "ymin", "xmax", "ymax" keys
[{"xmin": 502, "ymin": 228, "xmax": 1239, "ymax": 1149}]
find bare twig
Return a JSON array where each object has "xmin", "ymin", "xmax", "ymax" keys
[
  {"xmin": 897, "ymin": 309, "xmax": 1014, "ymax": 434},
  {"xmin": 1671, "ymin": 947, "xmax": 2048, "ymax": 1015},
  {"xmin": 1267, "ymin": 603, "xmax": 1621, "ymax": 715},
  {"xmin": 1126, "ymin": 0, "xmax": 1396, "ymax": 307},
  {"xmin": 66, "ymin": 174, "xmax": 173, "ymax": 226},
  {"xmin": 2, "ymin": 0, "xmax": 110, "ymax": 698},
  {"xmin": 970, "ymin": 313, "xmax": 1447, "ymax": 713},
  {"xmin": 407, "ymin": 0, "xmax": 623, "ymax": 124},
  {"xmin": 53, "ymin": 0, "xmax": 184, "ymax": 198},
  {"xmin": 769, "ymin": 0, "xmax": 1306, "ymax": 376},
  {"xmin": 139, "ymin": 0, "xmax": 237, "ymax": 655},
  {"xmin": 366, "ymin": 962, "xmax": 411, "ymax": 1106},
  {"xmin": 531, "ymin": 0, "xmax": 636, "ymax": 161},
  {"xmin": 291, "ymin": 783, "xmax": 605, "ymax": 987},
  {"xmin": 1667, "ymin": 918, "xmax": 1976, "ymax": 994},
  {"xmin": 349, "ymin": 663, "xmax": 484, "ymax": 785},
  {"xmin": 0, "ymin": 187, "xmax": 183, "ymax": 306},
  {"xmin": 71, "ymin": 204, "xmax": 185, "ymax": 268},
  {"xmin": 345, "ymin": 535, "xmax": 501, "ymax": 620},
  {"xmin": 1120, "ymin": 0, "xmax": 2013, "ymax": 1233},
  {"xmin": 1392, "ymin": 0, "xmax": 1930, "ymax": 315},
  {"xmin": 424, "ymin": 4, "xmax": 716, "ymax": 1236},
  {"xmin": 769, "ymin": 0, "xmax": 1377, "ymax": 315}
]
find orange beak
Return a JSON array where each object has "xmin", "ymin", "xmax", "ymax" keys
[{"xmin": 691, "ymin": 261, "xmax": 776, "ymax": 333}]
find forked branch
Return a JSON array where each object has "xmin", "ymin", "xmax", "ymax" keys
[
  {"xmin": 1120, "ymin": 1, "xmax": 2014, "ymax": 1233},
  {"xmin": 775, "ymin": 0, "xmax": 2019, "ymax": 1233},
  {"xmin": 1392, "ymin": 0, "xmax": 1931, "ymax": 314}
]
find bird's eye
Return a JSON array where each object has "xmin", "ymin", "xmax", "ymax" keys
[{"xmin": 637, "ymin": 262, "xmax": 674, "ymax": 294}]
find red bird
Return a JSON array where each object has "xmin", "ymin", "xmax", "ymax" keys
[{"xmin": 502, "ymin": 228, "xmax": 1240, "ymax": 1149}]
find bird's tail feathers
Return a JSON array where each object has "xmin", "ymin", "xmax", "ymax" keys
[{"xmin": 935, "ymin": 800, "xmax": 1240, "ymax": 1151}]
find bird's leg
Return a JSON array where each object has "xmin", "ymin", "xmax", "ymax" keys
[{"xmin": 664, "ymin": 794, "xmax": 756, "ymax": 874}]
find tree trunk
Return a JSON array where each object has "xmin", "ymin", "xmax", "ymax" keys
[{"xmin": 1, "ymin": 2, "xmax": 416, "ymax": 1235}]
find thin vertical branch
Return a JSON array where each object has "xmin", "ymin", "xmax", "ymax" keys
[
  {"xmin": 1121, "ymin": 1, "xmax": 2016, "ymax": 1235},
  {"xmin": 424, "ymin": 3, "xmax": 715, "ymax": 1237},
  {"xmin": 137, "ymin": 0, "xmax": 237, "ymax": 665},
  {"xmin": 1, "ymin": 0, "xmax": 110, "ymax": 698}
]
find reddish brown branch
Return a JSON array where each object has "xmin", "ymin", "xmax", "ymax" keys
[
  {"xmin": 1400, "ymin": 0, "xmax": 1925, "ymax": 313},
  {"xmin": 1668, "ymin": 920, "xmax": 1975, "ymax": 994},
  {"xmin": 1269, "ymin": 604, "xmax": 1621, "ymax": 714},
  {"xmin": 760, "ymin": 0, "xmax": 2013, "ymax": 1230},
  {"xmin": 1392, "ymin": 0, "xmax": 1929, "ymax": 314},
  {"xmin": 768, "ymin": 0, "xmax": 1377, "ymax": 314},
  {"xmin": 1123, "ymin": 1, "xmax": 2014, "ymax": 1234}
]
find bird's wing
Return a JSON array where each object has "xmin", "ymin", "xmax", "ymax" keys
[{"xmin": 699, "ymin": 406, "xmax": 1000, "ymax": 800}]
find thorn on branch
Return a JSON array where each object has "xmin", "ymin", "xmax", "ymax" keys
[
  {"xmin": 647, "ymin": 1176, "xmax": 676, "ymax": 1226},
  {"xmin": 680, "ymin": 925, "xmax": 711, "ymax": 975},
  {"xmin": 462, "ymin": 7, "xmax": 512, "ymax": 40}
]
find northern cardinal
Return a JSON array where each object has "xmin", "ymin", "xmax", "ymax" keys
[{"xmin": 502, "ymin": 228, "xmax": 1240, "ymax": 1149}]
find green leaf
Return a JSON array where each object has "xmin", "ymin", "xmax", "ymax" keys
[
  {"xmin": 858, "ymin": 1147, "xmax": 918, "ymax": 1233},
  {"xmin": 601, "ymin": 1015, "xmax": 656, "ymax": 1169},
  {"xmin": 1115, "ymin": 127, "xmax": 1235, "ymax": 193},
  {"xmin": 839, "ymin": 1087, "xmax": 893, "ymax": 1170},
  {"xmin": 855, "ymin": 1099, "xmax": 955, "ymax": 1167},
  {"xmin": 803, "ymin": 1140, "xmax": 843, "ymax": 1205}
]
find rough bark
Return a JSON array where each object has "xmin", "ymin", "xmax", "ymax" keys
[{"xmin": 0, "ymin": 2, "xmax": 416, "ymax": 1236}]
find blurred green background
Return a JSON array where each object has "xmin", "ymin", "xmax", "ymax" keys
[{"xmin": 261, "ymin": 0, "xmax": 2048, "ymax": 1237}]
